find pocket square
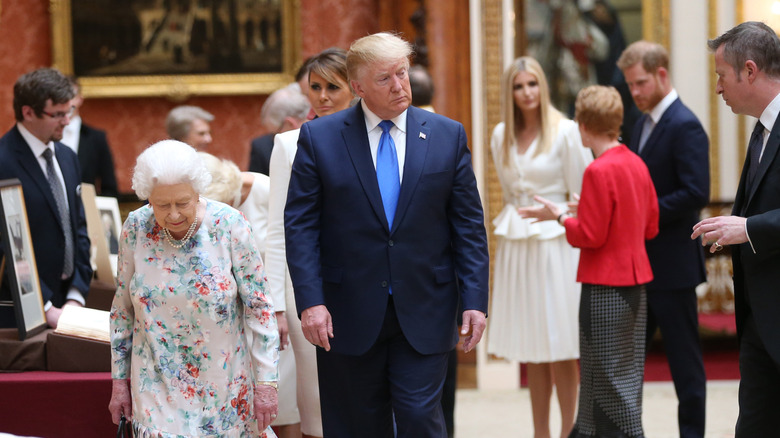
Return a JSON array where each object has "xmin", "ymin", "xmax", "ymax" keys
[{"xmin": 419, "ymin": 132, "xmax": 426, "ymax": 140}]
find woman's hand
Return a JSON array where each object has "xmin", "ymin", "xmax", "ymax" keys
[
  {"xmin": 567, "ymin": 193, "xmax": 580, "ymax": 217},
  {"xmin": 517, "ymin": 195, "xmax": 563, "ymax": 223},
  {"xmin": 254, "ymin": 384, "xmax": 279, "ymax": 430},
  {"xmin": 276, "ymin": 312, "xmax": 289, "ymax": 351},
  {"xmin": 108, "ymin": 378, "xmax": 132, "ymax": 425}
]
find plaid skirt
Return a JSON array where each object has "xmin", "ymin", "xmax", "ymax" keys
[{"xmin": 569, "ymin": 283, "xmax": 647, "ymax": 438}]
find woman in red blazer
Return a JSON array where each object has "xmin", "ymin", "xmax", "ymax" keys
[{"xmin": 521, "ymin": 85, "xmax": 659, "ymax": 438}]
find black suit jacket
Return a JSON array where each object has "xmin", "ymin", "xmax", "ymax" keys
[
  {"xmin": 628, "ymin": 98, "xmax": 710, "ymax": 291},
  {"xmin": 78, "ymin": 123, "xmax": 118, "ymax": 196},
  {"xmin": 248, "ymin": 133, "xmax": 275, "ymax": 176},
  {"xmin": 0, "ymin": 125, "xmax": 92, "ymax": 326},
  {"xmin": 732, "ymin": 111, "xmax": 780, "ymax": 362}
]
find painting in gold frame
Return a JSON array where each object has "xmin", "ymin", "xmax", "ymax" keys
[{"xmin": 50, "ymin": 0, "xmax": 301, "ymax": 99}]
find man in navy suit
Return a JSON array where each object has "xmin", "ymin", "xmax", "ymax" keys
[
  {"xmin": 62, "ymin": 76, "xmax": 118, "ymax": 196},
  {"xmin": 285, "ymin": 33, "xmax": 489, "ymax": 437},
  {"xmin": 0, "ymin": 68, "xmax": 92, "ymax": 329},
  {"xmin": 694, "ymin": 21, "xmax": 780, "ymax": 437},
  {"xmin": 618, "ymin": 41, "xmax": 709, "ymax": 438}
]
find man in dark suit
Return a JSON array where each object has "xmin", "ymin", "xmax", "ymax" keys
[
  {"xmin": 618, "ymin": 41, "xmax": 709, "ymax": 438},
  {"xmin": 62, "ymin": 76, "xmax": 118, "ymax": 196},
  {"xmin": 694, "ymin": 22, "xmax": 780, "ymax": 437},
  {"xmin": 248, "ymin": 83, "xmax": 309, "ymax": 175},
  {"xmin": 285, "ymin": 33, "xmax": 489, "ymax": 438},
  {"xmin": 0, "ymin": 68, "xmax": 92, "ymax": 329}
]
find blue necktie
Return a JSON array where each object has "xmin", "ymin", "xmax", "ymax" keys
[{"xmin": 377, "ymin": 120, "xmax": 400, "ymax": 228}]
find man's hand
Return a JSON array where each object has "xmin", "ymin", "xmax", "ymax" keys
[
  {"xmin": 460, "ymin": 310, "xmax": 487, "ymax": 353},
  {"xmin": 108, "ymin": 379, "xmax": 132, "ymax": 425},
  {"xmin": 276, "ymin": 312, "xmax": 289, "ymax": 350},
  {"xmin": 692, "ymin": 215, "xmax": 748, "ymax": 253},
  {"xmin": 301, "ymin": 305, "xmax": 333, "ymax": 351},
  {"xmin": 254, "ymin": 384, "xmax": 278, "ymax": 430}
]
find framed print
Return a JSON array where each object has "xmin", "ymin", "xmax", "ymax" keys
[
  {"xmin": 81, "ymin": 184, "xmax": 114, "ymax": 285},
  {"xmin": 50, "ymin": 0, "xmax": 301, "ymax": 99},
  {"xmin": 0, "ymin": 179, "xmax": 46, "ymax": 340},
  {"xmin": 96, "ymin": 196, "xmax": 122, "ymax": 278}
]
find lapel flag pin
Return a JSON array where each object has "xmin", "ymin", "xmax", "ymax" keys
[{"xmin": 419, "ymin": 132, "xmax": 426, "ymax": 140}]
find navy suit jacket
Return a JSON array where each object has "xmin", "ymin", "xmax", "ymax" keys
[
  {"xmin": 628, "ymin": 98, "xmax": 709, "ymax": 291},
  {"xmin": 732, "ymin": 111, "xmax": 780, "ymax": 362},
  {"xmin": 0, "ymin": 125, "xmax": 92, "ymax": 323},
  {"xmin": 78, "ymin": 123, "xmax": 118, "ymax": 197},
  {"xmin": 284, "ymin": 104, "xmax": 489, "ymax": 356}
]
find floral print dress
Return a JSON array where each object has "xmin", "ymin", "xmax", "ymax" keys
[{"xmin": 110, "ymin": 200, "xmax": 279, "ymax": 437}]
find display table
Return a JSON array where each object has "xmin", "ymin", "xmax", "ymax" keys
[{"xmin": 0, "ymin": 371, "xmax": 115, "ymax": 438}]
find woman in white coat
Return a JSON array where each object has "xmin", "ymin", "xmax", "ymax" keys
[{"xmin": 265, "ymin": 47, "xmax": 354, "ymax": 438}]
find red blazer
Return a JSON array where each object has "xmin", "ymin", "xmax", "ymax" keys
[{"xmin": 563, "ymin": 145, "xmax": 659, "ymax": 286}]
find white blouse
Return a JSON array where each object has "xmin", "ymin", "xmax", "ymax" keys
[{"xmin": 491, "ymin": 118, "xmax": 592, "ymax": 240}]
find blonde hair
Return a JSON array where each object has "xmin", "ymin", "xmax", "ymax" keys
[
  {"xmin": 198, "ymin": 152, "xmax": 242, "ymax": 207},
  {"xmin": 132, "ymin": 140, "xmax": 212, "ymax": 200},
  {"xmin": 574, "ymin": 85, "xmax": 623, "ymax": 140},
  {"xmin": 500, "ymin": 57, "xmax": 563, "ymax": 163},
  {"xmin": 346, "ymin": 32, "xmax": 413, "ymax": 83}
]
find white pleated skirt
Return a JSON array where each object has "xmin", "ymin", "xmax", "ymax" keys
[{"xmin": 487, "ymin": 234, "xmax": 581, "ymax": 363}]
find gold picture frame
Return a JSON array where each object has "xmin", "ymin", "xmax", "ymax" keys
[{"xmin": 50, "ymin": 0, "xmax": 301, "ymax": 99}]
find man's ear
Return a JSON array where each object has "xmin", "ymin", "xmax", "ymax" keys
[
  {"xmin": 351, "ymin": 80, "xmax": 364, "ymax": 98},
  {"xmin": 745, "ymin": 60, "xmax": 759, "ymax": 83},
  {"xmin": 21, "ymin": 105, "xmax": 36, "ymax": 121}
]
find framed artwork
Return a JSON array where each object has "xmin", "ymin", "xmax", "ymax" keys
[
  {"xmin": 81, "ymin": 184, "xmax": 114, "ymax": 285},
  {"xmin": 50, "ymin": 0, "xmax": 301, "ymax": 99},
  {"xmin": 96, "ymin": 196, "xmax": 122, "ymax": 278},
  {"xmin": 0, "ymin": 179, "xmax": 46, "ymax": 340}
]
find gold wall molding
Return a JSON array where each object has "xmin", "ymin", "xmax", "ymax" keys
[
  {"xmin": 708, "ymin": 0, "xmax": 720, "ymax": 199},
  {"xmin": 642, "ymin": 0, "xmax": 670, "ymax": 49}
]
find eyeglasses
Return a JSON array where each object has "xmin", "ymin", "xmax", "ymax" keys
[{"xmin": 41, "ymin": 106, "xmax": 75, "ymax": 121}]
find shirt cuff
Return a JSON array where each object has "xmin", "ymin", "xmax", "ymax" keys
[
  {"xmin": 745, "ymin": 219, "xmax": 756, "ymax": 254},
  {"xmin": 66, "ymin": 289, "xmax": 86, "ymax": 306},
  {"xmin": 44, "ymin": 301, "xmax": 53, "ymax": 312}
]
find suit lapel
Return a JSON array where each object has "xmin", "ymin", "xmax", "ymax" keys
[
  {"xmin": 746, "ymin": 113, "xmax": 780, "ymax": 207},
  {"xmin": 10, "ymin": 128, "xmax": 61, "ymax": 223},
  {"xmin": 639, "ymin": 99, "xmax": 679, "ymax": 159},
  {"xmin": 341, "ymin": 105, "xmax": 390, "ymax": 231},
  {"xmin": 392, "ymin": 107, "xmax": 429, "ymax": 233}
]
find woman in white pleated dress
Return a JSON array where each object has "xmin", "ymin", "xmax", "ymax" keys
[{"xmin": 486, "ymin": 56, "xmax": 592, "ymax": 438}]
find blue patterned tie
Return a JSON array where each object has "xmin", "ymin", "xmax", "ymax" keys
[
  {"xmin": 377, "ymin": 120, "xmax": 400, "ymax": 228},
  {"xmin": 43, "ymin": 148, "xmax": 74, "ymax": 277}
]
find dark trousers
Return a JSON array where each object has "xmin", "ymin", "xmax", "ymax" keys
[
  {"xmin": 645, "ymin": 287, "xmax": 706, "ymax": 438},
  {"xmin": 316, "ymin": 297, "xmax": 449, "ymax": 438},
  {"xmin": 736, "ymin": 314, "xmax": 780, "ymax": 437}
]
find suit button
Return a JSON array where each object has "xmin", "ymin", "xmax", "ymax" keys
[
  {"xmin": 381, "ymin": 281, "xmax": 388, "ymax": 287},
  {"xmin": 388, "ymin": 240, "xmax": 394, "ymax": 247}
]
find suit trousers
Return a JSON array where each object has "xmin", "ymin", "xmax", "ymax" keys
[
  {"xmin": 645, "ymin": 287, "xmax": 706, "ymax": 438},
  {"xmin": 316, "ymin": 296, "xmax": 449, "ymax": 438},
  {"xmin": 736, "ymin": 314, "xmax": 780, "ymax": 437}
]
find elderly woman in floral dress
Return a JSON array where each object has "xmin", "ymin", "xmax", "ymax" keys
[{"xmin": 108, "ymin": 140, "xmax": 279, "ymax": 437}]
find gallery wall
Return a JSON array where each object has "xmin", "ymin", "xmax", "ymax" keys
[{"xmin": 0, "ymin": 0, "xmax": 379, "ymax": 194}]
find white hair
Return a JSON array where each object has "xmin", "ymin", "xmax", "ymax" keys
[{"xmin": 132, "ymin": 140, "xmax": 212, "ymax": 200}]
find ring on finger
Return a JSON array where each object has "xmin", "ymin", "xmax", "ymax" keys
[
  {"xmin": 714, "ymin": 242, "xmax": 723, "ymax": 251},
  {"xmin": 271, "ymin": 414, "xmax": 277, "ymax": 419}
]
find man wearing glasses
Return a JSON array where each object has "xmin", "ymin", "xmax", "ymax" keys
[{"xmin": 0, "ymin": 68, "xmax": 92, "ymax": 330}]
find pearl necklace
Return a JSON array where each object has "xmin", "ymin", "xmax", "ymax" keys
[{"xmin": 161, "ymin": 217, "xmax": 198, "ymax": 248}]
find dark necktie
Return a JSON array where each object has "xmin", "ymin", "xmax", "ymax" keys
[
  {"xmin": 377, "ymin": 120, "xmax": 400, "ymax": 228},
  {"xmin": 746, "ymin": 121, "xmax": 765, "ymax": 191},
  {"xmin": 43, "ymin": 148, "xmax": 74, "ymax": 278}
]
